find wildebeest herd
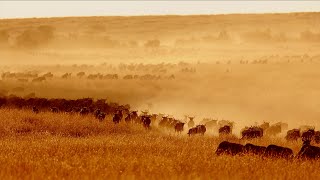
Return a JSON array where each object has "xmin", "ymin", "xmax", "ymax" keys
[
  {"xmin": 0, "ymin": 95, "xmax": 319, "ymax": 160},
  {"xmin": 216, "ymin": 138, "xmax": 320, "ymax": 160}
]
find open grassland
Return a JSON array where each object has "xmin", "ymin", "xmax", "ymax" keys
[
  {"xmin": 1, "ymin": 12, "xmax": 320, "ymax": 179},
  {"xmin": 0, "ymin": 108, "xmax": 319, "ymax": 179}
]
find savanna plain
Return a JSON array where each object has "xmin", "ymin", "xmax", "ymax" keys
[{"xmin": 0, "ymin": 13, "xmax": 320, "ymax": 179}]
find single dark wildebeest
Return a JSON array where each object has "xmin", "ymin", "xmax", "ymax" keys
[
  {"xmin": 264, "ymin": 144, "xmax": 294, "ymax": 159},
  {"xmin": 141, "ymin": 115, "xmax": 151, "ymax": 129},
  {"xmin": 80, "ymin": 107, "xmax": 90, "ymax": 115},
  {"xmin": 187, "ymin": 125, "xmax": 206, "ymax": 136},
  {"xmin": 219, "ymin": 125, "xmax": 232, "ymax": 136},
  {"xmin": 174, "ymin": 122, "xmax": 185, "ymax": 133},
  {"xmin": 297, "ymin": 140, "xmax": 320, "ymax": 160},
  {"xmin": 285, "ymin": 129, "xmax": 301, "ymax": 141},
  {"xmin": 113, "ymin": 113, "xmax": 121, "ymax": 124},
  {"xmin": 97, "ymin": 112, "xmax": 106, "ymax": 121},
  {"xmin": 241, "ymin": 126, "xmax": 263, "ymax": 139},
  {"xmin": 196, "ymin": 125, "xmax": 206, "ymax": 135},
  {"xmin": 216, "ymin": 141, "xmax": 244, "ymax": 156},
  {"xmin": 50, "ymin": 107, "xmax": 59, "ymax": 113},
  {"xmin": 32, "ymin": 106, "xmax": 39, "ymax": 114},
  {"xmin": 314, "ymin": 131, "xmax": 320, "ymax": 144},
  {"xmin": 301, "ymin": 129, "xmax": 315, "ymax": 141}
]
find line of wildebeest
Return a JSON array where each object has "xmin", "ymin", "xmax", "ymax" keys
[{"xmin": 0, "ymin": 96, "xmax": 319, "ymax": 160}]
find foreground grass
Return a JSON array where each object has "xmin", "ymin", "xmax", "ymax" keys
[{"xmin": 0, "ymin": 109, "xmax": 319, "ymax": 179}]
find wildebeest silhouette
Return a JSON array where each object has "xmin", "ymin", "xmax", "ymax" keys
[
  {"xmin": 285, "ymin": 129, "xmax": 301, "ymax": 141},
  {"xmin": 113, "ymin": 113, "xmax": 122, "ymax": 124},
  {"xmin": 97, "ymin": 112, "xmax": 106, "ymax": 121},
  {"xmin": 297, "ymin": 139, "xmax": 320, "ymax": 159},
  {"xmin": 265, "ymin": 123, "xmax": 282, "ymax": 136},
  {"xmin": 301, "ymin": 129, "xmax": 315, "ymax": 142},
  {"xmin": 216, "ymin": 141, "xmax": 244, "ymax": 156},
  {"xmin": 174, "ymin": 122, "xmax": 185, "ymax": 133},
  {"xmin": 50, "ymin": 107, "xmax": 59, "ymax": 113},
  {"xmin": 61, "ymin": 73, "xmax": 71, "ymax": 79},
  {"xmin": 32, "ymin": 77, "xmax": 46, "ymax": 83},
  {"xmin": 219, "ymin": 125, "xmax": 232, "ymax": 136},
  {"xmin": 314, "ymin": 131, "xmax": 320, "ymax": 144},
  {"xmin": 43, "ymin": 72, "xmax": 53, "ymax": 78},
  {"xmin": 32, "ymin": 106, "xmax": 39, "ymax": 114},
  {"xmin": 76, "ymin": 72, "xmax": 85, "ymax": 78},
  {"xmin": 94, "ymin": 109, "xmax": 106, "ymax": 121},
  {"xmin": 187, "ymin": 125, "xmax": 206, "ymax": 136},
  {"xmin": 79, "ymin": 107, "xmax": 90, "ymax": 115},
  {"xmin": 141, "ymin": 115, "xmax": 151, "ymax": 129},
  {"xmin": 264, "ymin": 144, "xmax": 293, "ymax": 159},
  {"xmin": 241, "ymin": 126, "xmax": 263, "ymax": 139}
]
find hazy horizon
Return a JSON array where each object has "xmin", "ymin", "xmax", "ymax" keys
[{"xmin": 0, "ymin": 1, "xmax": 320, "ymax": 19}]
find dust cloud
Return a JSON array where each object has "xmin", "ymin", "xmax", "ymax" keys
[{"xmin": 1, "ymin": 13, "xmax": 320, "ymax": 130}]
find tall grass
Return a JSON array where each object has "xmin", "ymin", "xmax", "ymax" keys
[{"xmin": 0, "ymin": 108, "xmax": 319, "ymax": 179}]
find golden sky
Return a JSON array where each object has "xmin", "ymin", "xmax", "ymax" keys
[{"xmin": 0, "ymin": 1, "xmax": 320, "ymax": 19}]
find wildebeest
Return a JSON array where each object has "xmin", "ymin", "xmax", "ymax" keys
[
  {"xmin": 244, "ymin": 143, "xmax": 266, "ymax": 155},
  {"xmin": 187, "ymin": 125, "xmax": 206, "ymax": 136},
  {"xmin": 139, "ymin": 115, "xmax": 151, "ymax": 129},
  {"xmin": 159, "ymin": 116, "xmax": 169, "ymax": 128},
  {"xmin": 241, "ymin": 126, "xmax": 263, "ymax": 139},
  {"xmin": 196, "ymin": 125, "xmax": 206, "ymax": 134},
  {"xmin": 216, "ymin": 141, "xmax": 244, "ymax": 156},
  {"xmin": 259, "ymin": 122, "xmax": 270, "ymax": 130},
  {"xmin": 314, "ymin": 131, "xmax": 320, "ymax": 144},
  {"xmin": 97, "ymin": 112, "xmax": 106, "ymax": 121},
  {"xmin": 126, "ymin": 111, "xmax": 139, "ymax": 123},
  {"xmin": 265, "ymin": 123, "xmax": 282, "ymax": 136},
  {"xmin": 61, "ymin": 73, "xmax": 71, "ymax": 79},
  {"xmin": 43, "ymin": 72, "xmax": 53, "ymax": 78},
  {"xmin": 113, "ymin": 113, "xmax": 122, "ymax": 124},
  {"xmin": 116, "ymin": 110, "xmax": 123, "ymax": 121},
  {"xmin": 285, "ymin": 129, "xmax": 301, "ymax": 141},
  {"xmin": 301, "ymin": 129, "xmax": 315, "ymax": 141},
  {"xmin": 77, "ymin": 72, "xmax": 85, "ymax": 78},
  {"xmin": 297, "ymin": 139, "xmax": 320, "ymax": 159},
  {"xmin": 188, "ymin": 117, "xmax": 195, "ymax": 128},
  {"xmin": 94, "ymin": 109, "xmax": 102, "ymax": 118},
  {"xmin": 219, "ymin": 125, "xmax": 232, "ymax": 136},
  {"xmin": 264, "ymin": 144, "xmax": 294, "ymax": 158},
  {"xmin": 205, "ymin": 119, "xmax": 218, "ymax": 130},
  {"xmin": 32, "ymin": 77, "xmax": 46, "ymax": 83},
  {"xmin": 32, "ymin": 106, "xmax": 39, "ymax": 114},
  {"xmin": 125, "ymin": 113, "xmax": 132, "ymax": 123},
  {"xmin": 218, "ymin": 120, "xmax": 234, "ymax": 127},
  {"xmin": 174, "ymin": 122, "xmax": 185, "ymax": 133},
  {"xmin": 94, "ymin": 109, "xmax": 106, "ymax": 121},
  {"xmin": 80, "ymin": 107, "xmax": 90, "ymax": 115},
  {"xmin": 50, "ymin": 107, "xmax": 59, "ymax": 113}
]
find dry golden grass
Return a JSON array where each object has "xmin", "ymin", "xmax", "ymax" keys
[
  {"xmin": 0, "ymin": 12, "xmax": 320, "ymax": 179},
  {"xmin": 0, "ymin": 108, "xmax": 319, "ymax": 179}
]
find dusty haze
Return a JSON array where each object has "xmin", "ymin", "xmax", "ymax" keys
[{"xmin": 1, "ymin": 12, "xmax": 320, "ymax": 131}]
